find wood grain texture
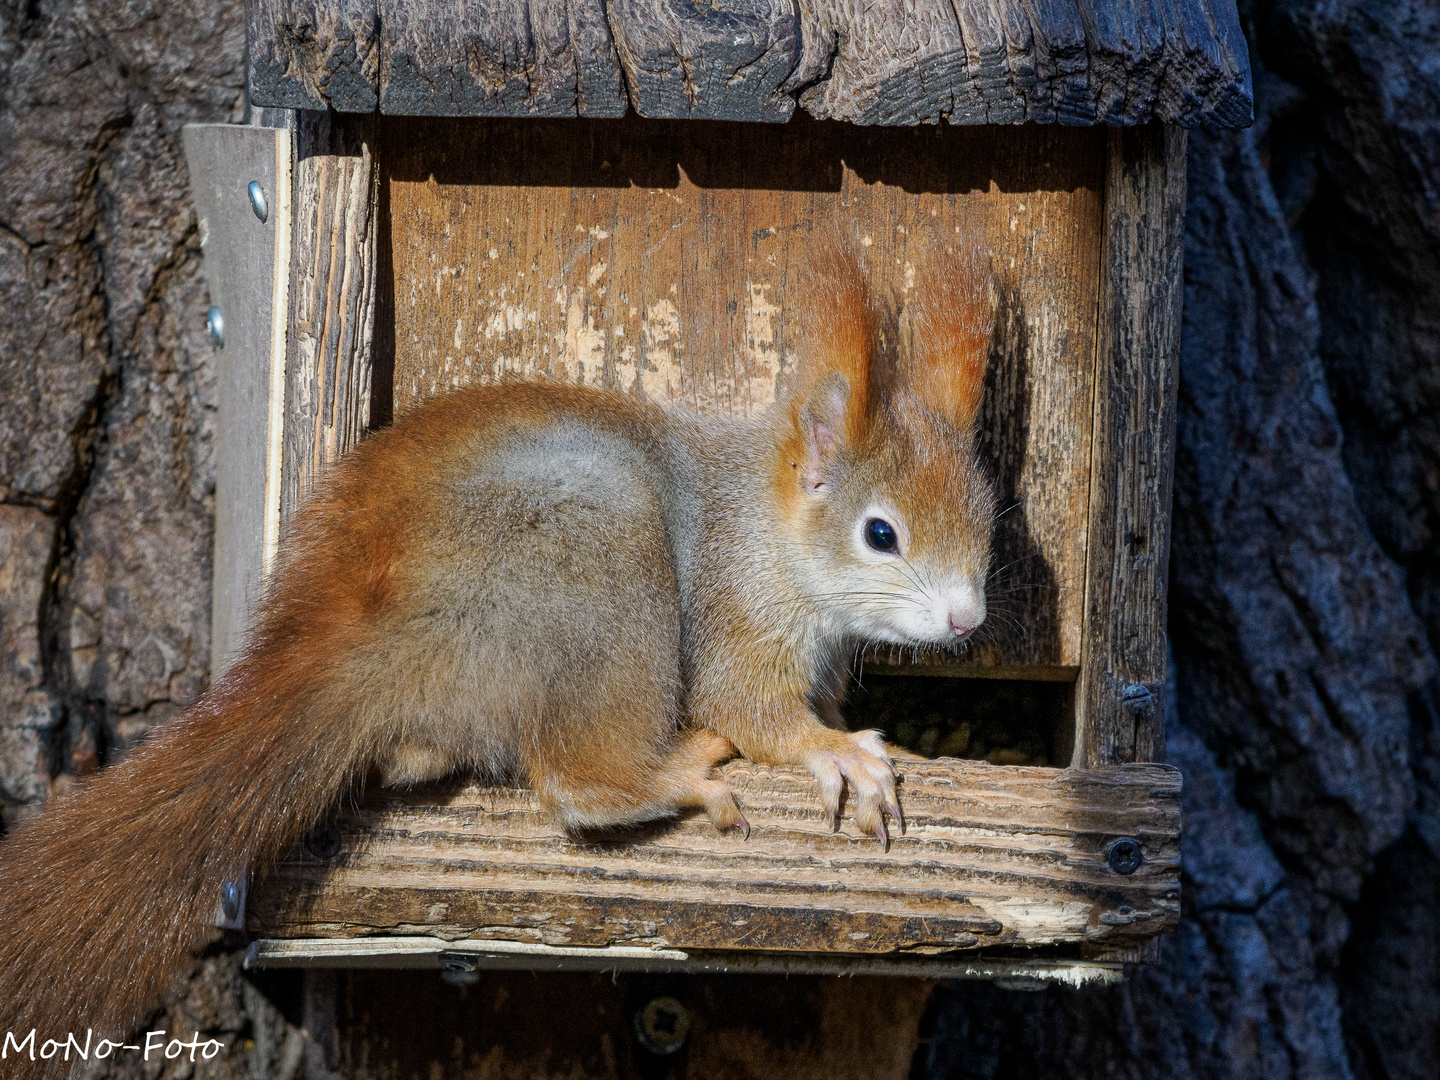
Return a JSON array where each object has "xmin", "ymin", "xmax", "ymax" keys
[
  {"xmin": 379, "ymin": 0, "xmax": 627, "ymax": 118},
  {"xmin": 183, "ymin": 124, "xmax": 291, "ymax": 675},
  {"xmin": 248, "ymin": 758, "xmax": 1181, "ymax": 952},
  {"xmin": 280, "ymin": 111, "xmax": 379, "ymax": 521},
  {"xmin": 1073, "ymin": 124, "xmax": 1186, "ymax": 768},
  {"xmin": 609, "ymin": 0, "xmax": 799, "ymax": 121},
  {"xmin": 247, "ymin": 0, "xmax": 379, "ymax": 112},
  {"xmin": 792, "ymin": 0, "xmax": 1016, "ymax": 125},
  {"xmin": 381, "ymin": 116, "xmax": 1105, "ymax": 674},
  {"xmin": 244, "ymin": 0, "xmax": 1253, "ymax": 125}
]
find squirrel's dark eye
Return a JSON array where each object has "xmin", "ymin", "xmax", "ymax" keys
[{"xmin": 864, "ymin": 518, "xmax": 898, "ymax": 553}]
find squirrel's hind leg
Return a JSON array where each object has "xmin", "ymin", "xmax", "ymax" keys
[
  {"xmin": 526, "ymin": 727, "xmax": 746, "ymax": 838},
  {"xmin": 653, "ymin": 730, "xmax": 749, "ymax": 838}
]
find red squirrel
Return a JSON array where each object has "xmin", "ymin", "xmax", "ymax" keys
[{"xmin": 0, "ymin": 243, "xmax": 995, "ymax": 1061}]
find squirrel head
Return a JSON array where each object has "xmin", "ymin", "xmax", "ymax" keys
[{"xmin": 774, "ymin": 241, "xmax": 997, "ymax": 649}]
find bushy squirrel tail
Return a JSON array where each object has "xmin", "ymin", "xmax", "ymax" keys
[{"xmin": 0, "ymin": 485, "xmax": 393, "ymax": 1078}]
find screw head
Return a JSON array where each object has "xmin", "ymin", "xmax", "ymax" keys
[
  {"xmin": 635, "ymin": 996, "xmax": 690, "ymax": 1056},
  {"xmin": 220, "ymin": 880, "xmax": 242, "ymax": 922},
  {"xmin": 438, "ymin": 953, "xmax": 481, "ymax": 987},
  {"xmin": 247, "ymin": 180, "xmax": 269, "ymax": 223},
  {"xmin": 303, "ymin": 823, "xmax": 343, "ymax": 860},
  {"xmin": 206, "ymin": 306, "xmax": 224, "ymax": 348},
  {"xmin": 1121, "ymin": 684, "xmax": 1152, "ymax": 710},
  {"xmin": 1106, "ymin": 837, "xmax": 1144, "ymax": 875}
]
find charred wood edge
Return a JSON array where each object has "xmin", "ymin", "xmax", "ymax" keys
[
  {"xmin": 245, "ymin": 759, "xmax": 1181, "ymax": 961},
  {"xmin": 244, "ymin": 0, "xmax": 1252, "ymax": 126},
  {"xmin": 244, "ymin": 935, "xmax": 1125, "ymax": 987},
  {"xmin": 280, "ymin": 110, "xmax": 380, "ymax": 521}
]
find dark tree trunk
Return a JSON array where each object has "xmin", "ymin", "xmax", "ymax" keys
[{"xmin": 2, "ymin": 2, "xmax": 1437, "ymax": 1078}]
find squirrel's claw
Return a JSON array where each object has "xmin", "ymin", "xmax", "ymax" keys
[
  {"xmin": 803, "ymin": 729, "xmax": 902, "ymax": 848},
  {"xmin": 884, "ymin": 799, "xmax": 905, "ymax": 836}
]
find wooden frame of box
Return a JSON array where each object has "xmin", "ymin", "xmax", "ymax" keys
[{"xmin": 180, "ymin": 0, "xmax": 1250, "ymax": 984}]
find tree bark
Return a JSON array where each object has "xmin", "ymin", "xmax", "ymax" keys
[{"xmin": 0, "ymin": 2, "xmax": 303, "ymax": 1073}]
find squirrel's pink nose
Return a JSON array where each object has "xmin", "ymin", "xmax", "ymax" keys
[{"xmin": 948, "ymin": 614, "xmax": 975, "ymax": 639}]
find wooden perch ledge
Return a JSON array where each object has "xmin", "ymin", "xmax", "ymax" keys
[
  {"xmin": 248, "ymin": 758, "xmax": 1181, "ymax": 965},
  {"xmin": 246, "ymin": 0, "xmax": 1252, "ymax": 127}
]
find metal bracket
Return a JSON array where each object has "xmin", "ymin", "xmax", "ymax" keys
[{"xmin": 182, "ymin": 122, "xmax": 293, "ymax": 676}]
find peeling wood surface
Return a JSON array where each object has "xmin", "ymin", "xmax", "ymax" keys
[
  {"xmin": 281, "ymin": 111, "xmax": 380, "ymax": 520},
  {"xmin": 249, "ymin": 758, "xmax": 1181, "ymax": 952},
  {"xmin": 1074, "ymin": 125, "xmax": 1186, "ymax": 768},
  {"xmin": 381, "ymin": 117, "xmax": 1104, "ymax": 673},
  {"xmin": 244, "ymin": 0, "xmax": 1252, "ymax": 126}
]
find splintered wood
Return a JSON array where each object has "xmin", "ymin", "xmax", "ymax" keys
[
  {"xmin": 249, "ymin": 759, "xmax": 1180, "ymax": 954},
  {"xmin": 381, "ymin": 118, "xmax": 1104, "ymax": 675}
]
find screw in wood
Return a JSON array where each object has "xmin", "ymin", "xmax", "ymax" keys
[
  {"xmin": 634, "ymin": 996, "xmax": 690, "ymax": 1056},
  {"xmin": 303, "ymin": 823, "xmax": 343, "ymax": 861},
  {"xmin": 438, "ymin": 952, "xmax": 481, "ymax": 987},
  {"xmin": 1121, "ymin": 683, "xmax": 1153, "ymax": 711},
  {"xmin": 206, "ymin": 306, "xmax": 224, "ymax": 348},
  {"xmin": 248, "ymin": 180, "xmax": 269, "ymax": 223},
  {"xmin": 1106, "ymin": 837, "xmax": 1144, "ymax": 875}
]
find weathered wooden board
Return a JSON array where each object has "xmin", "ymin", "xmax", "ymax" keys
[
  {"xmin": 247, "ymin": 0, "xmax": 380, "ymax": 113},
  {"xmin": 380, "ymin": 117, "xmax": 1103, "ymax": 675},
  {"xmin": 280, "ymin": 111, "xmax": 381, "ymax": 520},
  {"xmin": 244, "ymin": 0, "xmax": 1252, "ymax": 126},
  {"xmin": 1074, "ymin": 124, "xmax": 1185, "ymax": 770},
  {"xmin": 183, "ymin": 124, "xmax": 293, "ymax": 673},
  {"xmin": 249, "ymin": 758, "xmax": 1181, "ymax": 953},
  {"xmin": 378, "ymin": 0, "xmax": 628, "ymax": 118},
  {"xmin": 609, "ymin": 0, "xmax": 800, "ymax": 121}
]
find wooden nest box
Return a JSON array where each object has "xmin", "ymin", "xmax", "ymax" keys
[{"xmin": 185, "ymin": 0, "xmax": 1252, "ymax": 986}]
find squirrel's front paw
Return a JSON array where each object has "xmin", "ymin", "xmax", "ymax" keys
[{"xmin": 801, "ymin": 729, "xmax": 902, "ymax": 849}]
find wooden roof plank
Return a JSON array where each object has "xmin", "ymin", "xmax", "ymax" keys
[
  {"xmin": 609, "ymin": 0, "xmax": 799, "ymax": 121},
  {"xmin": 795, "ymin": 0, "xmax": 975, "ymax": 125},
  {"xmin": 1019, "ymin": 0, "xmax": 1096, "ymax": 123},
  {"xmin": 244, "ymin": 0, "xmax": 1251, "ymax": 125},
  {"xmin": 377, "ymin": 0, "xmax": 626, "ymax": 118},
  {"xmin": 248, "ymin": 0, "xmax": 380, "ymax": 113}
]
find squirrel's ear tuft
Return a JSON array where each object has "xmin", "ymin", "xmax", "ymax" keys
[
  {"xmin": 904, "ymin": 246, "xmax": 995, "ymax": 429},
  {"xmin": 787, "ymin": 236, "xmax": 875, "ymax": 447}
]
